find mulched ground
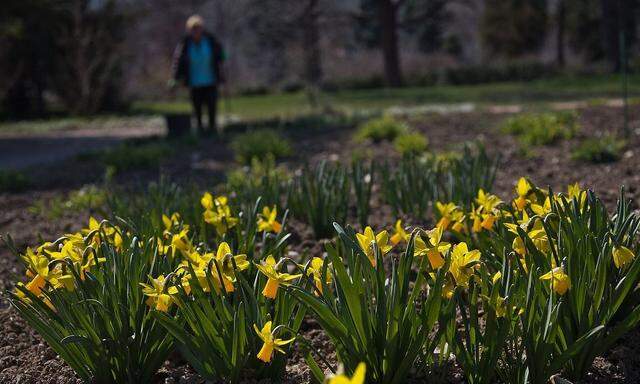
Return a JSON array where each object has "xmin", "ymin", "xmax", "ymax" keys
[{"xmin": 1, "ymin": 104, "xmax": 640, "ymax": 383}]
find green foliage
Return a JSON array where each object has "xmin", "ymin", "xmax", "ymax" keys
[
  {"xmin": 381, "ymin": 155, "xmax": 438, "ymax": 220},
  {"xmin": 393, "ymin": 132, "xmax": 429, "ymax": 155},
  {"xmin": 230, "ymin": 129, "xmax": 292, "ymax": 164},
  {"xmin": 7, "ymin": 223, "xmax": 174, "ymax": 384},
  {"xmin": 226, "ymin": 155, "xmax": 291, "ymax": 208},
  {"xmin": 355, "ymin": 116, "xmax": 408, "ymax": 143},
  {"xmin": 501, "ymin": 111, "xmax": 580, "ymax": 146},
  {"xmin": 351, "ymin": 160, "xmax": 375, "ymax": 228},
  {"xmin": 571, "ymin": 135, "xmax": 625, "ymax": 163},
  {"xmin": 292, "ymin": 225, "xmax": 445, "ymax": 383},
  {"xmin": 381, "ymin": 143, "xmax": 498, "ymax": 219},
  {"xmin": 287, "ymin": 161, "xmax": 350, "ymax": 239},
  {"xmin": 30, "ymin": 184, "xmax": 107, "ymax": 219},
  {"xmin": 0, "ymin": 169, "xmax": 30, "ymax": 193},
  {"xmin": 94, "ymin": 141, "xmax": 173, "ymax": 173}
]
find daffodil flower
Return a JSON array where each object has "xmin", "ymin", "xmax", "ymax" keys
[
  {"xmin": 475, "ymin": 189, "xmax": 503, "ymax": 212},
  {"xmin": 203, "ymin": 196, "xmax": 238, "ymax": 235},
  {"xmin": 256, "ymin": 255, "xmax": 302, "ymax": 299},
  {"xmin": 435, "ymin": 202, "xmax": 464, "ymax": 230},
  {"xmin": 448, "ymin": 242, "xmax": 481, "ymax": 289},
  {"xmin": 415, "ymin": 227, "xmax": 451, "ymax": 269},
  {"xmin": 613, "ymin": 245, "xmax": 635, "ymax": 269},
  {"xmin": 257, "ymin": 206, "xmax": 282, "ymax": 233},
  {"xmin": 162, "ymin": 212, "xmax": 181, "ymax": 232},
  {"xmin": 326, "ymin": 362, "xmax": 366, "ymax": 384},
  {"xmin": 305, "ymin": 257, "xmax": 332, "ymax": 295},
  {"xmin": 356, "ymin": 226, "xmax": 392, "ymax": 267},
  {"xmin": 390, "ymin": 219, "xmax": 409, "ymax": 245},
  {"xmin": 514, "ymin": 177, "xmax": 532, "ymax": 211},
  {"xmin": 540, "ymin": 267, "xmax": 571, "ymax": 295},
  {"xmin": 254, "ymin": 321, "xmax": 295, "ymax": 363},
  {"xmin": 141, "ymin": 275, "xmax": 177, "ymax": 312}
]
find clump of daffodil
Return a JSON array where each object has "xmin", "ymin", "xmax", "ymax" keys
[
  {"xmin": 305, "ymin": 257, "xmax": 332, "ymax": 295},
  {"xmin": 435, "ymin": 201, "xmax": 465, "ymax": 232},
  {"xmin": 415, "ymin": 226, "xmax": 451, "ymax": 269},
  {"xmin": 504, "ymin": 214, "xmax": 551, "ymax": 270},
  {"xmin": 612, "ymin": 245, "xmax": 635, "ymax": 269},
  {"xmin": 470, "ymin": 189, "xmax": 503, "ymax": 232},
  {"xmin": 253, "ymin": 321, "xmax": 295, "ymax": 363},
  {"xmin": 257, "ymin": 205, "xmax": 282, "ymax": 233},
  {"xmin": 141, "ymin": 275, "xmax": 177, "ymax": 312},
  {"xmin": 256, "ymin": 255, "xmax": 302, "ymax": 299},
  {"xmin": 201, "ymin": 192, "xmax": 238, "ymax": 236},
  {"xmin": 176, "ymin": 242, "xmax": 249, "ymax": 294},
  {"xmin": 390, "ymin": 219, "xmax": 410, "ymax": 245},
  {"xmin": 325, "ymin": 362, "xmax": 366, "ymax": 384},
  {"xmin": 540, "ymin": 266, "xmax": 571, "ymax": 295},
  {"xmin": 439, "ymin": 242, "xmax": 481, "ymax": 299},
  {"xmin": 84, "ymin": 217, "xmax": 123, "ymax": 250},
  {"xmin": 356, "ymin": 226, "xmax": 393, "ymax": 267}
]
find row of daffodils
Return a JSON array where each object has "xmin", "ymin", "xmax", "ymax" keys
[{"xmin": 8, "ymin": 177, "xmax": 640, "ymax": 384}]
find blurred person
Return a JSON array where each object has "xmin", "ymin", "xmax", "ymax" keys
[{"xmin": 170, "ymin": 15, "xmax": 226, "ymax": 135}]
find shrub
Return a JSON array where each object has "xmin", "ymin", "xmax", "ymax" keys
[
  {"xmin": 355, "ymin": 116, "xmax": 408, "ymax": 143},
  {"xmin": 501, "ymin": 111, "xmax": 579, "ymax": 146},
  {"xmin": 230, "ymin": 129, "xmax": 292, "ymax": 164},
  {"xmin": 571, "ymin": 135, "xmax": 625, "ymax": 163},
  {"xmin": 0, "ymin": 169, "xmax": 30, "ymax": 193},
  {"xmin": 393, "ymin": 132, "xmax": 429, "ymax": 155}
]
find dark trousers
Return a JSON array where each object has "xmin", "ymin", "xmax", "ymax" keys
[{"xmin": 190, "ymin": 85, "xmax": 218, "ymax": 134}]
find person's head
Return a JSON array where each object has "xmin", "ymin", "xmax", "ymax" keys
[{"xmin": 186, "ymin": 15, "xmax": 204, "ymax": 41}]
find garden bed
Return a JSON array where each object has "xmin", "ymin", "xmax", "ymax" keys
[{"xmin": 1, "ymin": 104, "xmax": 640, "ymax": 383}]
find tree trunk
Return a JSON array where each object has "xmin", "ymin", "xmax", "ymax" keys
[
  {"xmin": 601, "ymin": 0, "xmax": 620, "ymax": 72},
  {"xmin": 378, "ymin": 0, "xmax": 402, "ymax": 87},
  {"xmin": 302, "ymin": 0, "xmax": 323, "ymax": 96},
  {"xmin": 556, "ymin": 0, "xmax": 565, "ymax": 67}
]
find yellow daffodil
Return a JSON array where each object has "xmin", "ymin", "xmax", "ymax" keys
[
  {"xmin": 435, "ymin": 202, "xmax": 464, "ymax": 230},
  {"xmin": 256, "ymin": 255, "xmax": 302, "ymax": 299},
  {"xmin": 203, "ymin": 195, "xmax": 238, "ymax": 236},
  {"xmin": 567, "ymin": 182, "xmax": 586, "ymax": 207},
  {"xmin": 254, "ymin": 321, "xmax": 295, "ymax": 363},
  {"xmin": 326, "ymin": 362, "xmax": 366, "ymax": 384},
  {"xmin": 171, "ymin": 228, "xmax": 193, "ymax": 257},
  {"xmin": 530, "ymin": 196, "xmax": 551, "ymax": 217},
  {"xmin": 613, "ymin": 245, "xmax": 635, "ymax": 269},
  {"xmin": 415, "ymin": 227, "xmax": 451, "ymax": 269},
  {"xmin": 162, "ymin": 212, "xmax": 181, "ymax": 232},
  {"xmin": 356, "ymin": 226, "xmax": 392, "ymax": 267},
  {"xmin": 141, "ymin": 275, "xmax": 177, "ymax": 312},
  {"xmin": 476, "ymin": 189, "xmax": 503, "ymax": 212},
  {"xmin": 257, "ymin": 206, "xmax": 282, "ymax": 233},
  {"xmin": 448, "ymin": 242, "xmax": 481, "ymax": 289},
  {"xmin": 390, "ymin": 219, "xmax": 409, "ymax": 245},
  {"xmin": 514, "ymin": 177, "xmax": 532, "ymax": 211},
  {"xmin": 305, "ymin": 257, "xmax": 332, "ymax": 295},
  {"xmin": 540, "ymin": 267, "xmax": 571, "ymax": 295},
  {"xmin": 201, "ymin": 192, "xmax": 215, "ymax": 210}
]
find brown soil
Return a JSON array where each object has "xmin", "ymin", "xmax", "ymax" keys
[{"xmin": 1, "ymin": 104, "xmax": 640, "ymax": 383}]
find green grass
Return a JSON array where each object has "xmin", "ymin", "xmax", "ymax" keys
[{"xmin": 2, "ymin": 74, "xmax": 639, "ymax": 134}]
